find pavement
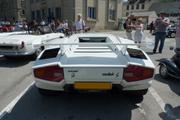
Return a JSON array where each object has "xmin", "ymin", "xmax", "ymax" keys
[{"xmin": 0, "ymin": 30, "xmax": 180, "ymax": 120}]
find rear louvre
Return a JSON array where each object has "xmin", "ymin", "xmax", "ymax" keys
[
  {"xmin": 123, "ymin": 65, "xmax": 154, "ymax": 82},
  {"xmin": 33, "ymin": 65, "xmax": 64, "ymax": 82}
]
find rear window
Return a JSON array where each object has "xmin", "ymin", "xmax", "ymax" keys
[
  {"xmin": 39, "ymin": 48, "xmax": 60, "ymax": 60},
  {"xmin": 79, "ymin": 37, "xmax": 107, "ymax": 43}
]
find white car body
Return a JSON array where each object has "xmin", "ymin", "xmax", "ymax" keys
[
  {"xmin": 0, "ymin": 31, "xmax": 26, "ymax": 37},
  {"xmin": 33, "ymin": 33, "xmax": 155, "ymax": 94},
  {"xmin": 0, "ymin": 32, "xmax": 64, "ymax": 56}
]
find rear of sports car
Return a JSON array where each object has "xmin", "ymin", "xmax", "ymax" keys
[{"xmin": 33, "ymin": 44, "xmax": 155, "ymax": 95}]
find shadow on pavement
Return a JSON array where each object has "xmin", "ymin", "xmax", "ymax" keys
[
  {"xmin": 1, "ymin": 85, "xmax": 142, "ymax": 120},
  {"xmin": 159, "ymin": 104, "xmax": 180, "ymax": 120},
  {"xmin": 154, "ymin": 74, "xmax": 180, "ymax": 96},
  {"xmin": 145, "ymin": 52, "xmax": 154, "ymax": 55},
  {"xmin": 0, "ymin": 56, "xmax": 35, "ymax": 68}
]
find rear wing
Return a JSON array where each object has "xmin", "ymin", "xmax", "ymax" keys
[{"xmin": 40, "ymin": 43, "xmax": 139, "ymax": 55}]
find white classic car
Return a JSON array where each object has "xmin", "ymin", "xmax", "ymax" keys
[
  {"xmin": 0, "ymin": 26, "xmax": 64, "ymax": 57},
  {"xmin": 33, "ymin": 33, "xmax": 155, "ymax": 96}
]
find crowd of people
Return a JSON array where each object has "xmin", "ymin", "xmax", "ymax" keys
[
  {"xmin": 123, "ymin": 13, "xmax": 180, "ymax": 54},
  {"xmin": 0, "ymin": 13, "xmax": 89, "ymax": 36},
  {"xmin": 124, "ymin": 15, "xmax": 145, "ymax": 47},
  {"xmin": 2, "ymin": 13, "xmax": 180, "ymax": 54},
  {"xmin": 24, "ymin": 13, "xmax": 88, "ymax": 35}
]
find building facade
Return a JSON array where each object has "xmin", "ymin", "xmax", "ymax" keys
[
  {"xmin": 122, "ymin": 0, "xmax": 180, "ymax": 28},
  {"xmin": 25, "ymin": 0, "xmax": 123, "ymax": 30},
  {"xmin": 122, "ymin": 0, "xmax": 180, "ymax": 18},
  {"xmin": 0, "ymin": 0, "xmax": 26, "ymax": 21},
  {"xmin": 122, "ymin": 0, "xmax": 159, "ymax": 17},
  {"xmin": 149, "ymin": 1, "xmax": 180, "ymax": 22}
]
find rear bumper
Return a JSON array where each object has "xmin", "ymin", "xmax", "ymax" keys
[{"xmin": 35, "ymin": 78, "xmax": 152, "ymax": 91}]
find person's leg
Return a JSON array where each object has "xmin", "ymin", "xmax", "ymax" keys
[
  {"xmin": 126, "ymin": 32, "xmax": 133, "ymax": 40},
  {"xmin": 153, "ymin": 33, "xmax": 160, "ymax": 53},
  {"xmin": 159, "ymin": 32, "xmax": 166, "ymax": 53},
  {"xmin": 134, "ymin": 31, "xmax": 138, "ymax": 43}
]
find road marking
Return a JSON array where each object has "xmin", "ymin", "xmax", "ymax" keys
[
  {"xmin": 0, "ymin": 81, "xmax": 35, "ymax": 119},
  {"xmin": 149, "ymin": 87, "xmax": 176, "ymax": 119},
  {"xmin": 136, "ymin": 103, "xmax": 146, "ymax": 117}
]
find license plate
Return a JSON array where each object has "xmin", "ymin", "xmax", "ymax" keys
[{"xmin": 74, "ymin": 82, "xmax": 112, "ymax": 90}]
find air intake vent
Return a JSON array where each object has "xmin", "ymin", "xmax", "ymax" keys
[
  {"xmin": 39, "ymin": 48, "xmax": 60, "ymax": 60},
  {"xmin": 127, "ymin": 48, "xmax": 147, "ymax": 59}
]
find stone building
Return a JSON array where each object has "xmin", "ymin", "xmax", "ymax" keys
[
  {"xmin": 122, "ymin": 0, "xmax": 180, "ymax": 18},
  {"xmin": 149, "ymin": 1, "xmax": 180, "ymax": 22},
  {"xmin": 25, "ymin": 0, "xmax": 123, "ymax": 30},
  {"xmin": 0, "ymin": 0, "xmax": 26, "ymax": 21},
  {"xmin": 122, "ymin": 0, "xmax": 180, "ymax": 26},
  {"xmin": 122, "ymin": 0, "xmax": 159, "ymax": 17}
]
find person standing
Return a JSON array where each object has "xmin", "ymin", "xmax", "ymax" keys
[
  {"xmin": 134, "ymin": 18, "xmax": 144, "ymax": 47},
  {"xmin": 56, "ymin": 20, "xmax": 65, "ymax": 33},
  {"xmin": 75, "ymin": 13, "xmax": 86, "ymax": 33},
  {"xmin": 125, "ymin": 17, "xmax": 134, "ymax": 40},
  {"xmin": 49, "ymin": 19, "xmax": 56, "ymax": 32},
  {"xmin": 149, "ymin": 21, "xmax": 154, "ymax": 34},
  {"xmin": 153, "ymin": 13, "xmax": 170, "ymax": 54},
  {"xmin": 175, "ymin": 16, "xmax": 180, "ymax": 52}
]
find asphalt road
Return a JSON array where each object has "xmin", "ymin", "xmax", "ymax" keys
[{"xmin": 0, "ymin": 31, "xmax": 180, "ymax": 120}]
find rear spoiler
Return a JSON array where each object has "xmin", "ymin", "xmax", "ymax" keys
[{"xmin": 38, "ymin": 43, "xmax": 140, "ymax": 55}]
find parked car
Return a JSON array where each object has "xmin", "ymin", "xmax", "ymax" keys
[
  {"xmin": 33, "ymin": 33, "xmax": 155, "ymax": 96},
  {"xmin": 159, "ymin": 49, "xmax": 180, "ymax": 79},
  {"xmin": 0, "ymin": 21, "xmax": 15, "ymax": 32},
  {"xmin": 166, "ymin": 26, "xmax": 176, "ymax": 38},
  {"xmin": 0, "ymin": 25, "xmax": 65, "ymax": 58},
  {"xmin": 152, "ymin": 25, "xmax": 176, "ymax": 38}
]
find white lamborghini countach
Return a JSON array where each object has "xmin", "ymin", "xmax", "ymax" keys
[
  {"xmin": 33, "ymin": 33, "xmax": 155, "ymax": 96},
  {"xmin": 0, "ymin": 26, "xmax": 64, "ymax": 57}
]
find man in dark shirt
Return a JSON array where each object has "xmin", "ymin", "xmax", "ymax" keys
[{"xmin": 153, "ymin": 13, "xmax": 170, "ymax": 54}]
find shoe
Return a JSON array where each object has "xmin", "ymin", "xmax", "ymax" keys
[
  {"xmin": 159, "ymin": 51, "xmax": 162, "ymax": 54},
  {"xmin": 153, "ymin": 51, "xmax": 156, "ymax": 54}
]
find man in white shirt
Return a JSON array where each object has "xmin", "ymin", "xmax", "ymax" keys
[{"xmin": 75, "ymin": 13, "xmax": 85, "ymax": 33}]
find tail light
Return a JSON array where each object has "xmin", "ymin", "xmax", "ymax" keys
[
  {"xmin": 19, "ymin": 41, "xmax": 25, "ymax": 49},
  {"xmin": 123, "ymin": 65, "xmax": 154, "ymax": 82},
  {"xmin": 33, "ymin": 65, "xmax": 64, "ymax": 82}
]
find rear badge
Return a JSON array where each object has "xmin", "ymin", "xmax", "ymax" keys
[{"xmin": 102, "ymin": 72, "xmax": 114, "ymax": 76}]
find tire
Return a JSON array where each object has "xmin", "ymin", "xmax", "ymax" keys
[
  {"xmin": 170, "ymin": 33, "xmax": 176, "ymax": 38},
  {"xmin": 159, "ymin": 64, "xmax": 169, "ymax": 79},
  {"xmin": 124, "ymin": 89, "xmax": 148, "ymax": 103},
  {"xmin": 125, "ymin": 89, "xmax": 148, "ymax": 96}
]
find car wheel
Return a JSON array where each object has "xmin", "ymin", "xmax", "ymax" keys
[
  {"xmin": 124, "ymin": 89, "xmax": 148, "ymax": 103},
  {"xmin": 126, "ymin": 89, "xmax": 148, "ymax": 96},
  {"xmin": 170, "ymin": 33, "xmax": 176, "ymax": 38},
  {"xmin": 159, "ymin": 64, "xmax": 169, "ymax": 79}
]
